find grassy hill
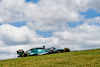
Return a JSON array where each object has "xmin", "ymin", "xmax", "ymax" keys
[{"xmin": 0, "ymin": 49, "xmax": 100, "ymax": 67}]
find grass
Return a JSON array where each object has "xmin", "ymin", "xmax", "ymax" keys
[{"xmin": 0, "ymin": 49, "xmax": 100, "ymax": 67}]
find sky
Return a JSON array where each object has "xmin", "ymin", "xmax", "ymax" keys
[{"xmin": 0, "ymin": 0, "xmax": 100, "ymax": 60}]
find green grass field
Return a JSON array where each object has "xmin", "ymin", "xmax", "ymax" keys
[{"xmin": 0, "ymin": 49, "xmax": 100, "ymax": 67}]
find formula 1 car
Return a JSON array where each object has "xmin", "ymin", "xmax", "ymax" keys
[
  {"xmin": 46, "ymin": 47, "xmax": 70, "ymax": 53},
  {"xmin": 17, "ymin": 46, "xmax": 70, "ymax": 57}
]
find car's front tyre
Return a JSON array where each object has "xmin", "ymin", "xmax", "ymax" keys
[{"xmin": 22, "ymin": 53, "xmax": 29, "ymax": 57}]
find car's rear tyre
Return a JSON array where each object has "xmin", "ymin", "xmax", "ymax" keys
[
  {"xmin": 22, "ymin": 53, "xmax": 29, "ymax": 57},
  {"xmin": 64, "ymin": 48, "xmax": 70, "ymax": 52}
]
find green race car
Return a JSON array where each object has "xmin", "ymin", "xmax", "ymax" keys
[{"xmin": 17, "ymin": 46, "xmax": 70, "ymax": 57}]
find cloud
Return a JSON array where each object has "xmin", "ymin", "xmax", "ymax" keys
[
  {"xmin": 0, "ymin": 24, "xmax": 39, "ymax": 45},
  {"xmin": 84, "ymin": 16, "xmax": 100, "ymax": 24},
  {"xmin": 0, "ymin": 0, "xmax": 86, "ymax": 30},
  {"xmin": 22, "ymin": 0, "xmax": 100, "ymax": 31},
  {"xmin": 0, "ymin": 0, "xmax": 100, "ymax": 31},
  {"xmin": 0, "ymin": 54, "xmax": 17, "ymax": 60},
  {"xmin": 26, "ymin": 0, "xmax": 86, "ymax": 31},
  {"xmin": 1, "ymin": 0, "xmax": 100, "ymax": 31},
  {"xmin": 88, "ymin": 0, "xmax": 100, "ymax": 12},
  {"xmin": 52, "ymin": 23, "xmax": 100, "ymax": 50}
]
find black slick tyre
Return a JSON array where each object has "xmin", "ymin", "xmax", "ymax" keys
[
  {"xmin": 64, "ymin": 48, "xmax": 70, "ymax": 52},
  {"xmin": 22, "ymin": 53, "xmax": 29, "ymax": 57}
]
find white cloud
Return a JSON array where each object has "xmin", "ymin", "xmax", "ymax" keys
[
  {"xmin": 0, "ymin": 0, "xmax": 86, "ymax": 30},
  {"xmin": 53, "ymin": 23, "xmax": 100, "ymax": 50},
  {"xmin": 0, "ymin": 54, "xmax": 17, "ymax": 60},
  {"xmin": 88, "ymin": 0, "xmax": 100, "ymax": 12},
  {"xmin": 0, "ymin": 0, "xmax": 100, "ymax": 31},
  {"xmin": 0, "ymin": 24, "xmax": 39, "ymax": 45},
  {"xmin": 84, "ymin": 16, "xmax": 100, "ymax": 24}
]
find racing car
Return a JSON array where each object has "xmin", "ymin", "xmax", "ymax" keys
[{"xmin": 17, "ymin": 46, "xmax": 70, "ymax": 57}]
